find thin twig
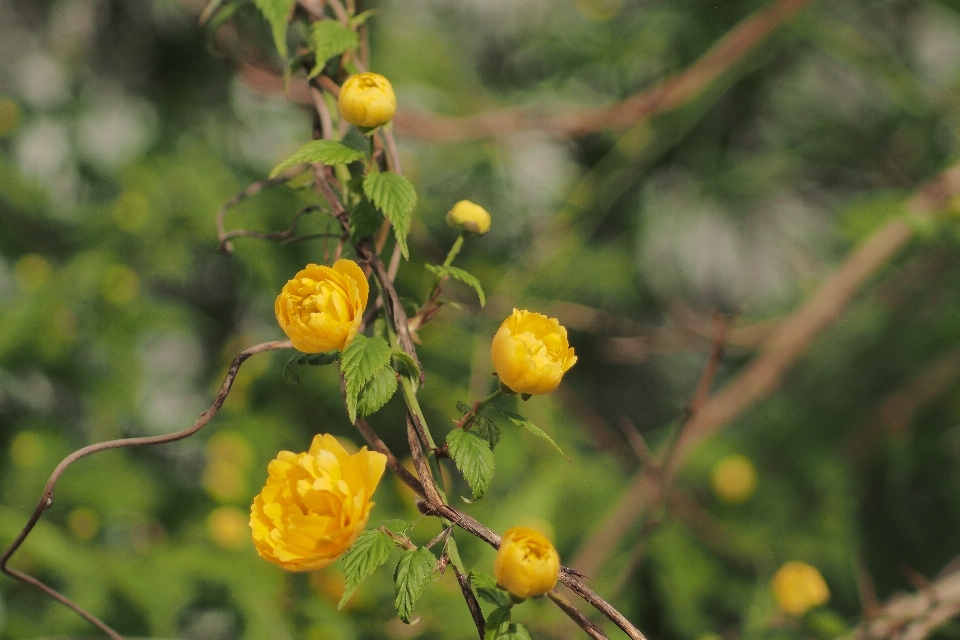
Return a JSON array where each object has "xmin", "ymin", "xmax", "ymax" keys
[
  {"xmin": 548, "ymin": 590, "xmax": 609, "ymax": 640},
  {"xmin": 0, "ymin": 340, "xmax": 292, "ymax": 639},
  {"xmin": 218, "ymin": 205, "xmax": 336, "ymax": 251},
  {"xmin": 451, "ymin": 561, "xmax": 486, "ymax": 639},
  {"xmin": 217, "ymin": 171, "xmax": 305, "ymax": 252}
]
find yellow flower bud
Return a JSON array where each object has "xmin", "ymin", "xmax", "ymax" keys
[
  {"xmin": 491, "ymin": 309, "xmax": 577, "ymax": 395},
  {"xmin": 249, "ymin": 434, "xmax": 387, "ymax": 571},
  {"xmin": 494, "ymin": 527, "xmax": 560, "ymax": 599},
  {"xmin": 275, "ymin": 259, "xmax": 369, "ymax": 353},
  {"xmin": 338, "ymin": 72, "xmax": 397, "ymax": 129},
  {"xmin": 711, "ymin": 454, "xmax": 757, "ymax": 504},
  {"xmin": 772, "ymin": 561, "xmax": 830, "ymax": 616},
  {"xmin": 446, "ymin": 200, "xmax": 491, "ymax": 235}
]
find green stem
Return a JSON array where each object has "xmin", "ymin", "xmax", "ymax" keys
[
  {"xmin": 459, "ymin": 389, "xmax": 502, "ymax": 431},
  {"xmin": 443, "ymin": 234, "xmax": 465, "ymax": 267}
]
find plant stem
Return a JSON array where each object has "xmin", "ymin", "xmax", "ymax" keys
[
  {"xmin": 444, "ymin": 233, "xmax": 464, "ymax": 267},
  {"xmin": 458, "ymin": 389, "xmax": 502, "ymax": 431}
]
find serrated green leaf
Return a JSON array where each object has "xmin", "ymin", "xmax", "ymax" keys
[
  {"xmin": 357, "ymin": 365, "xmax": 398, "ymax": 417},
  {"xmin": 392, "ymin": 350, "xmax": 421, "ymax": 380},
  {"xmin": 342, "ymin": 128, "xmax": 372, "ymax": 157},
  {"xmin": 363, "ymin": 172, "xmax": 416, "ymax": 259},
  {"xmin": 339, "ymin": 528, "xmax": 394, "ymax": 609},
  {"xmin": 394, "ymin": 547, "xmax": 436, "ymax": 624},
  {"xmin": 309, "ymin": 20, "xmax": 360, "ymax": 77},
  {"xmin": 270, "ymin": 140, "xmax": 366, "ymax": 178},
  {"xmin": 252, "ymin": 0, "xmax": 296, "ymax": 58},
  {"xmin": 383, "ymin": 519, "xmax": 414, "ymax": 536},
  {"xmin": 489, "ymin": 407, "xmax": 569, "ymax": 460},
  {"xmin": 484, "ymin": 607, "xmax": 512, "ymax": 640},
  {"xmin": 469, "ymin": 571, "xmax": 511, "ymax": 608},
  {"xmin": 340, "ymin": 335, "xmax": 393, "ymax": 422},
  {"xmin": 425, "ymin": 264, "xmax": 486, "ymax": 307},
  {"xmin": 473, "ymin": 414, "xmax": 501, "ymax": 449},
  {"xmin": 446, "ymin": 429, "xmax": 495, "ymax": 500}
]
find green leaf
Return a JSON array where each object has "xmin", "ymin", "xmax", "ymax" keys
[
  {"xmin": 446, "ymin": 429, "xmax": 495, "ymax": 500},
  {"xmin": 469, "ymin": 571, "xmax": 510, "ymax": 608},
  {"xmin": 252, "ymin": 0, "xmax": 296, "ymax": 58},
  {"xmin": 309, "ymin": 20, "xmax": 360, "ymax": 77},
  {"xmin": 339, "ymin": 528, "xmax": 394, "ymax": 609},
  {"xmin": 363, "ymin": 172, "xmax": 417, "ymax": 259},
  {"xmin": 342, "ymin": 128, "xmax": 372, "ymax": 157},
  {"xmin": 340, "ymin": 335, "xmax": 393, "ymax": 422},
  {"xmin": 350, "ymin": 8, "xmax": 378, "ymax": 27},
  {"xmin": 357, "ymin": 365, "xmax": 398, "ymax": 417},
  {"xmin": 297, "ymin": 350, "xmax": 340, "ymax": 366},
  {"xmin": 484, "ymin": 607, "xmax": 512, "ymax": 640},
  {"xmin": 270, "ymin": 140, "xmax": 366, "ymax": 178},
  {"xmin": 489, "ymin": 408, "xmax": 569, "ymax": 460},
  {"xmin": 394, "ymin": 547, "xmax": 436, "ymax": 624},
  {"xmin": 392, "ymin": 350, "xmax": 421, "ymax": 380},
  {"xmin": 350, "ymin": 198, "xmax": 384, "ymax": 241},
  {"xmin": 425, "ymin": 264, "xmax": 486, "ymax": 307}
]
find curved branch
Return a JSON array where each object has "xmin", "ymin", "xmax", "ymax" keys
[{"xmin": 0, "ymin": 339, "xmax": 292, "ymax": 639}]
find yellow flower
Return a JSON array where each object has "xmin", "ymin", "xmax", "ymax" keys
[
  {"xmin": 446, "ymin": 200, "xmax": 491, "ymax": 235},
  {"xmin": 772, "ymin": 561, "xmax": 830, "ymax": 616},
  {"xmin": 494, "ymin": 527, "xmax": 560, "ymax": 599},
  {"xmin": 250, "ymin": 434, "xmax": 387, "ymax": 572},
  {"xmin": 275, "ymin": 259, "xmax": 369, "ymax": 353},
  {"xmin": 711, "ymin": 454, "xmax": 758, "ymax": 504},
  {"xmin": 491, "ymin": 309, "xmax": 577, "ymax": 395},
  {"xmin": 338, "ymin": 72, "xmax": 397, "ymax": 128}
]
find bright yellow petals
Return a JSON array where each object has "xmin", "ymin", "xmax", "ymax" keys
[
  {"xmin": 338, "ymin": 72, "xmax": 397, "ymax": 129},
  {"xmin": 275, "ymin": 259, "xmax": 369, "ymax": 353},
  {"xmin": 772, "ymin": 561, "xmax": 830, "ymax": 616},
  {"xmin": 249, "ymin": 434, "xmax": 387, "ymax": 572},
  {"xmin": 491, "ymin": 309, "xmax": 577, "ymax": 395},
  {"xmin": 446, "ymin": 200, "xmax": 491, "ymax": 235},
  {"xmin": 711, "ymin": 454, "xmax": 758, "ymax": 504},
  {"xmin": 494, "ymin": 527, "xmax": 560, "ymax": 599}
]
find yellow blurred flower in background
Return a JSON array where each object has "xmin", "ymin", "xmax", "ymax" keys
[
  {"xmin": 207, "ymin": 506, "xmax": 249, "ymax": 550},
  {"xmin": 203, "ymin": 431, "xmax": 255, "ymax": 503},
  {"xmin": 250, "ymin": 434, "xmax": 386, "ymax": 571},
  {"xmin": 494, "ymin": 526, "xmax": 560, "ymax": 599},
  {"xmin": 772, "ymin": 561, "xmax": 830, "ymax": 616},
  {"xmin": 275, "ymin": 259, "xmax": 369, "ymax": 354},
  {"xmin": 338, "ymin": 72, "xmax": 397, "ymax": 129},
  {"xmin": 711, "ymin": 454, "xmax": 758, "ymax": 504},
  {"xmin": 491, "ymin": 309, "xmax": 577, "ymax": 395},
  {"xmin": 446, "ymin": 200, "xmax": 491, "ymax": 235}
]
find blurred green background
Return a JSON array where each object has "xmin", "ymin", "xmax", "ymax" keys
[{"xmin": 2, "ymin": 0, "xmax": 960, "ymax": 638}]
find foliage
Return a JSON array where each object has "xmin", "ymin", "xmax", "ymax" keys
[{"xmin": 1, "ymin": 0, "xmax": 960, "ymax": 639}]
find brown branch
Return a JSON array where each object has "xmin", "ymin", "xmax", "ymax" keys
[
  {"xmin": 390, "ymin": 0, "xmax": 812, "ymax": 141},
  {"xmin": 451, "ymin": 561, "xmax": 486, "ymax": 639},
  {"xmin": 849, "ymin": 566, "xmax": 960, "ymax": 640},
  {"xmin": 548, "ymin": 590, "xmax": 609, "ymax": 640},
  {"xmin": 218, "ymin": 205, "xmax": 341, "ymax": 251},
  {"xmin": 216, "ymin": 170, "xmax": 306, "ymax": 253},
  {"xmin": 0, "ymin": 339, "xmax": 292, "ymax": 639},
  {"xmin": 573, "ymin": 160, "xmax": 960, "ymax": 584},
  {"xmin": 236, "ymin": 0, "xmax": 811, "ymax": 142}
]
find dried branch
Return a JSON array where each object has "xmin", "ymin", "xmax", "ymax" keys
[
  {"xmin": 218, "ymin": 205, "xmax": 342, "ymax": 251},
  {"xmin": 573, "ymin": 160, "xmax": 960, "ymax": 584},
  {"xmin": 216, "ymin": 169, "xmax": 306, "ymax": 253},
  {"xmin": 390, "ymin": 0, "xmax": 812, "ymax": 141},
  {"xmin": 548, "ymin": 589, "xmax": 609, "ymax": 640},
  {"xmin": 0, "ymin": 339, "xmax": 292, "ymax": 639},
  {"xmin": 849, "ymin": 567, "xmax": 960, "ymax": 640},
  {"xmin": 451, "ymin": 561, "xmax": 486, "ymax": 639}
]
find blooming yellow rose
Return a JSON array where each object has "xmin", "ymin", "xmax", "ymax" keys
[
  {"xmin": 494, "ymin": 526, "xmax": 560, "ymax": 599},
  {"xmin": 771, "ymin": 561, "xmax": 830, "ymax": 616},
  {"xmin": 338, "ymin": 72, "xmax": 397, "ymax": 128},
  {"xmin": 711, "ymin": 454, "xmax": 757, "ymax": 504},
  {"xmin": 275, "ymin": 259, "xmax": 369, "ymax": 353},
  {"xmin": 446, "ymin": 200, "xmax": 491, "ymax": 235},
  {"xmin": 491, "ymin": 309, "xmax": 577, "ymax": 395},
  {"xmin": 249, "ymin": 434, "xmax": 387, "ymax": 571}
]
